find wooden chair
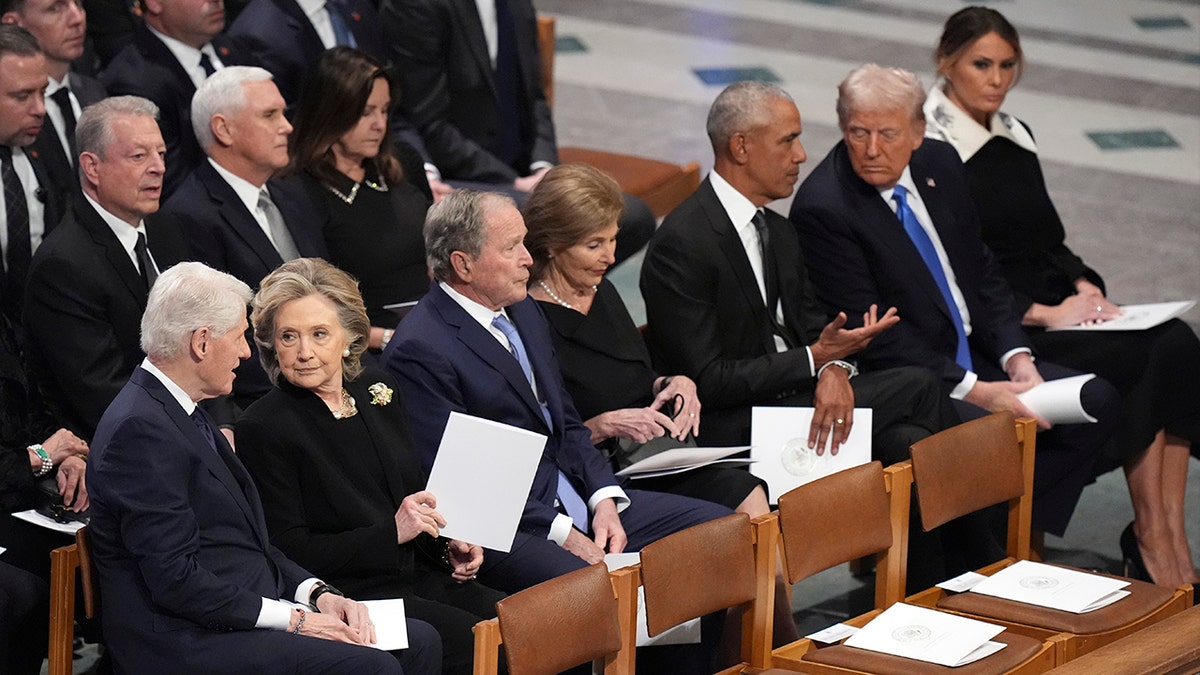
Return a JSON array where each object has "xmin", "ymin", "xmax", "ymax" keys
[
  {"xmin": 637, "ymin": 512, "xmax": 799, "ymax": 674},
  {"xmin": 535, "ymin": 15, "xmax": 702, "ymax": 218},
  {"xmin": 904, "ymin": 413, "xmax": 1193, "ymax": 663},
  {"xmin": 472, "ymin": 563, "xmax": 637, "ymax": 675},
  {"xmin": 768, "ymin": 462, "xmax": 1058, "ymax": 674},
  {"xmin": 48, "ymin": 526, "xmax": 98, "ymax": 675}
]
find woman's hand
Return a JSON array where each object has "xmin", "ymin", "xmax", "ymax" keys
[
  {"xmin": 1026, "ymin": 294, "xmax": 1122, "ymax": 328},
  {"xmin": 40, "ymin": 428, "xmax": 89, "ymax": 464},
  {"xmin": 584, "ymin": 408, "xmax": 677, "ymax": 445},
  {"xmin": 650, "ymin": 375, "xmax": 700, "ymax": 440},
  {"xmin": 394, "ymin": 490, "xmax": 445, "ymax": 544},
  {"xmin": 446, "ymin": 539, "xmax": 483, "ymax": 582},
  {"xmin": 56, "ymin": 455, "xmax": 88, "ymax": 511}
]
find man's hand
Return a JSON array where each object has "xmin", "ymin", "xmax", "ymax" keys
[
  {"xmin": 394, "ymin": 490, "xmax": 445, "ymax": 543},
  {"xmin": 513, "ymin": 167, "xmax": 550, "ymax": 193},
  {"xmin": 591, "ymin": 499, "xmax": 627, "ymax": 555},
  {"xmin": 1004, "ymin": 352, "xmax": 1044, "ymax": 386},
  {"xmin": 963, "ymin": 379, "xmax": 1050, "ymax": 429},
  {"xmin": 809, "ymin": 366, "xmax": 855, "ymax": 454},
  {"xmin": 447, "ymin": 539, "xmax": 483, "ymax": 582},
  {"xmin": 429, "ymin": 178, "xmax": 453, "ymax": 203},
  {"xmin": 810, "ymin": 305, "xmax": 899, "ymax": 367},
  {"xmin": 650, "ymin": 375, "xmax": 701, "ymax": 440},
  {"xmin": 301, "ymin": 595, "xmax": 375, "ymax": 645},
  {"xmin": 562, "ymin": 528, "xmax": 605, "ymax": 564},
  {"xmin": 585, "ymin": 408, "xmax": 677, "ymax": 445},
  {"xmin": 56, "ymin": 455, "xmax": 88, "ymax": 511}
]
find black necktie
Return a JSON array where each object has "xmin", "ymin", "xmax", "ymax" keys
[
  {"xmin": 191, "ymin": 408, "xmax": 217, "ymax": 451},
  {"xmin": 134, "ymin": 231, "xmax": 158, "ymax": 289},
  {"xmin": 199, "ymin": 52, "xmax": 216, "ymax": 77},
  {"xmin": 1, "ymin": 146, "xmax": 31, "ymax": 316},
  {"xmin": 751, "ymin": 210, "xmax": 794, "ymax": 348},
  {"xmin": 49, "ymin": 87, "xmax": 78, "ymax": 162}
]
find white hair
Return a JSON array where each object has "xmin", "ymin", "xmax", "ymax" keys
[
  {"xmin": 140, "ymin": 262, "xmax": 253, "ymax": 361},
  {"xmin": 190, "ymin": 65, "xmax": 275, "ymax": 152},
  {"xmin": 77, "ymin": 96, "xmax": 160, "ymax": 158}
]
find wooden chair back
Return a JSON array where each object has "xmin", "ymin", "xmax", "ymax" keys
[{"xmin": 48, "ymin": 526, "xmax": 98, "ymax": 675}]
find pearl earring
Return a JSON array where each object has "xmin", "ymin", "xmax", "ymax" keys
[{"xmin": 343, "ymin": 347, "xmax": 351, "ymax": 357}]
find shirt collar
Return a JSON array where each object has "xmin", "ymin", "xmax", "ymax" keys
[
  {"xmin": 208, "ymin": 158, "xmax": 265, "ymax": 214},
  {"xmin": 146, "ymin": 24, "xmax": 210, "ymax": 78},
  {"xmin": 140, "ymin": 358, "xmax": 197, "ymax": 414},
  {"xmin": 295, "ymin": 0, "xmax": 326, "ymax": 22},
  {"xmin": 924, "ymin": 84, "xmax": 1038, "ymax": 162},
  {"xmin": 709, "ymin": 168, "xmax": 760, "ymax": 234},
  {"xmin": 83, "ymin": 192, "xmax": 148, "ymax": 254},
  {"xmin": 46, "ymin": 74, "xmax": 68, "ymax": 96},
  {"xmin": 439, "ymin": 279, "xmax": 512, "ymax": 331},
  {"xmin": 878, "ymin": 166, "xmax": 919, "ymax": 206}
]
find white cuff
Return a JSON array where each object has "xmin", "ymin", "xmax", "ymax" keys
[
  {"xmin": 804, "ymin": 346, "xmax": 816, "ymax": 377},
  {"xmin": 589, "ymin": 486, "xmax": 629, "ymax": 514},
  {"xmin": 999, "ymin": 347, "xmax": 1033, "ymax": 372},
  {"xmin": 950, "ymin": 370, "xmax": 979, "ymax": 400},
  {"xmin": 423, "ymin": 163, "xmax": 441, "ymax": 182},
  {"xmin": 548, "ymin": 514, "xmax": 574, "ymax": 546},
  {"xmin": 294, "ymin": 577, "xmax": 320, "ymax": 605},
  {"xmin": 529, "ymin": 161, "xmax": 555, "ymax": 174},
  {"xmin": 256, "ymin": 598, "xmax": 294, "ymax": 630}
]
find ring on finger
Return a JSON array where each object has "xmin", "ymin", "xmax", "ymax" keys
[{"xmin": 835, "ymin": 418, "xmax": 845, "ymax": 425}]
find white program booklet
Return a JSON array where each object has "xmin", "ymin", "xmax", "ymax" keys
[
  {"xmin": 844, "ymin": 603, "xmax": 1006, "ymax": 667},
  {"xmin": 11, "ymin": 509, "xmax": 86, "ymax": 535},
  {"xmin": 603, "ymin": 553, "xmax": 702, "ymax": 647},
  {"xmin": 750, "ymin": 407, "xmax": 872, "ymax": 501},
  {"xmin": 1016, "ymin": 373, "xmax": 1099, "ymax": 424},
  {"xmin": 360, "ymin": 599, "xmax": 409, "ymax": 651},
  {"xmin": 1046, "ymin": 300, "xmax": 1194, "ymax": 332},
  {"xmin": 615, "ymin": 446, "xmax": 752, "ymax": 478},
  {"xmin": 969, "ymin": 560, "xmax": 1130, "ymax": 613},
  {"xmin": 424, "ymin": 412, "xmax": 545, "ymax": 552}
]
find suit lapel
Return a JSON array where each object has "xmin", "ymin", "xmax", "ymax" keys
[
  {"xmin": 74, "ymin": 196, "xmax": 148, "ymax": 305},
  {"xmin": 199, "ymin": 164, "xmax": 284, "ymax": 270},
  {"xmin": 26, "ymin": 146, "xmax": 63, "ymax": 232},
  {"xmin": 138, "ymin": 27, "xmax": 197, "ymax": 99},
  {"xmin": 271, "ymin": 0, "xmax": 325, "ymax": 61},
  {"xmin": 452, "ymin": 0, "xmax": 498, "ymax": 99},
  {"xmin": 347, "ymin": 378, "xmax": 421, "ymax": 505}
]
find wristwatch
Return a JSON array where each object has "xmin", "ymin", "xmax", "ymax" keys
[{"xmin": 308, "ymin": 582, "xmax": 344, "ymax": 612}]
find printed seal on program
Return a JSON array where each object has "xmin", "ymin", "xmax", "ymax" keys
[
  {"xmin": 891, "ymin": 624, "xmax": 931, "ymax": 643},
  {"xmin": 1019, "ymin": 576, "xmax": 1059, "ymax": 590},
  {"xmin": 780, "ymin": 438, "xmax": 819, "ymax": 476}
]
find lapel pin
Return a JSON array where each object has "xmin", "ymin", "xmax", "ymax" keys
[{"xmin": 926, "ymin": 177, "xmax": 936, "ymax": 188}]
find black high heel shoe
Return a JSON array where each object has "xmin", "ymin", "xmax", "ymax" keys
[{"xmin": 1120, "ymin": 522, "xmax": 1154, "ymax": 583}]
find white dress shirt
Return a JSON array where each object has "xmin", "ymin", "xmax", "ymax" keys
[
  {"xmin": 295, "ymin": 0, "xmax": 338, "ymax": 48},
  {"xmin": 82, "ymin": 193, "xmax": 158, "ymax": 277},
  {"xmin": 146, "ymin": 25, "xmax": 225, "ymax": 88},
  {"xmin": 0, "ymin": 146, "xmax": 47, "ymax": 272},
  {"xmin": 208, "ymin": 159, "xmax": 285, "ymax": 249}
]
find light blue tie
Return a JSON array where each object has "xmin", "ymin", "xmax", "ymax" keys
[
  {"xmin": 326, "ymin": 0, "xmax": 357, "ymax": 47},
  {"xmin": 491, "ymin": 314, "xmax": 590, "ymax": 531},
  {"xmin": 892, "ymin": 185, "xmax": 973, "ymax": 371}
]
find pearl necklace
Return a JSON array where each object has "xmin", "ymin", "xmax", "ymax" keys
[
  {"xmin": 331, "ymin": 387, "xmax": 358, "ymax": 419},
  {"xmin": 538, "ymin": 280, "xmax": 596, "ymax": 310}
]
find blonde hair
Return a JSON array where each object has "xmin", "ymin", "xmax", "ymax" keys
[{"xmin": 523, "ymin": 164, "xmax": 624, "ymax": 282}]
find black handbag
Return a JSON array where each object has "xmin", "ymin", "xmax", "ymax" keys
[{"xmin": 34, "ymin": 476, "xmax": 89, "ymax": 524}]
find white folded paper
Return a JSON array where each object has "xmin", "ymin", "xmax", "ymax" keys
[
  {"xmin": 1047, "ymin": 300, "xmax": 1194, "ymax": 332},
  {"xmin": 750, "ymin": 407, "xmax": 872, "ymax": 501},
  {"xmin": 360, "ymin": 598, "xmax": 409, "ymax": 651},
  {"xmin": 969, "ymin": 560, "xmax": 1130, "ymax": 613},
  {"xmin": 806, "ymin": 622, "xmax": 859, "ymax": 644},
  {"xmin": 424, "ymin": 412, "xmax": 546, "ymax": 552},
  {"xmin": 603, "ymin": 553, "xmax": 702, "ymax": 647},
  {"xmin": 11, "ymin": 509, "xmax": 86, "ymax": 534},
  {"xmin": 615, "ymin": 446, "xmax": 752, "ymax": 478},
  {"xmin": 1016, "ymin": 373, "xmax": 1098, "ymax": 424},
  {"xmin": 844, "ymin": 603, "xmax": 1006, "ymax": 667}
]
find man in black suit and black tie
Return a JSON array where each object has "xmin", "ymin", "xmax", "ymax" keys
[
  {"xmin": 0, "ymin": 26, "xmax": 64, "ymax": 323},
  {"xmin": 162, "ymin": 66, "xmax": 327, "ymax": 431},
  {"xmin": 1, "ymin": 0, "xmax": 106, "ymax": 198},
  {"xmin": 23, "ymin": 95, "xmax": 188, "ymax": 439},
  {"xmin": 102, "ymin": 0, "xmax": 249, "ymax": 198}
]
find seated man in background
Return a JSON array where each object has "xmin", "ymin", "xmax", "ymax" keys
[
  {"xmin": 23, "ymin": 95, "xmax": 188, "ymax": 439},
  {"xmin": 88, "ymin": 261, "xmax": 440, "ymax": 674},
  {"xmin": 790, "ymin": 64, "xmax": 1118, "ymax": 540},
  {"xmin": 384, "ymin": 189, "xmax": 730, "ymax": 596}
]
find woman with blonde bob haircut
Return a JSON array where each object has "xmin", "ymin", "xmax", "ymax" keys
[{"xmin": 237, "ymin": 258, "xmax": 504, "ymax": 675}]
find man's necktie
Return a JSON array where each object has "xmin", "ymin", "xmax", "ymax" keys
[
  {"xmin": 258, "ymin": 187, "xmax": 301, "ymax": 261},
  {"xmin": 1, "ymin": 146, "xmax": 31, "ymax": 315},
  {"xmin": 49, "ymin": 88, "xmax": 78, "ymax": 162},
  {"xmin": 199, "ymin": 52, "xmax": 216, "ymax": 77},
  {"xmin": 134, "ymin": 232, "xmax": 158, "ymax": 289},
  {"xmin": 191, "ymin": 408, "xmax": 218, "ymax": 451},
  {"xmin": 892, "ymin": 185, "xmax": 972, "ymax": 371},
  {"xmin": 751, "ymin": 210, "xmax": 795, "ymax": 349},
  {"xmin": 491, "ymin": 313, "xmax": 590, "ymax": 531},
  {"xmin": 326, "ymin": 0, "xmax": 357, "ymax": 47}
]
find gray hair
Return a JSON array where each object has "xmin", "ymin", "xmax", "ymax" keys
[
  {"xmin": 191, "ymin": 65, "xmax": 275, "ymax": 151},
  {"xmin": 706, "ymin": 80, "xmax": 795, "ymax": 151},
  {"xmin": 77, "ymin": 96, "xmax": 160, "ymax": 158},
  {"xmin": 141, "ymin": 262, "xmax": 253, "ymax": 361},
  {"xmin": 424, "ymin": 189, "xmax": 515, "ymax": 281},
  {"xmin": 836, "ymin": 63, "xmax": 926, "ymax": 130}
]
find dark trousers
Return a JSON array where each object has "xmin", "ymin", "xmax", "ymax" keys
[{"xmin": 0, "ymin": 560, "xmax": 47, "ymax": 675}]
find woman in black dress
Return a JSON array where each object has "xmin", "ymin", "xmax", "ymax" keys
[
  {"xmin": 236, "ymin": 258, "xmax": 504, "ymax": 675},
  {"xmin": 288, "ymin": 47, "xmax": 431, "ymax": 349},
  {"xmin": 926, "ymin": 6, "xmax": 1200, "ymax": 587}
]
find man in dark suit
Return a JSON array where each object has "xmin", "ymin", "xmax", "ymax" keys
[
  {"xmin": 2, "ymin": 0, "xmax": 106, "ymax": 198},
  {"xmin": 640, "ymin": 81, "xmax": 950, "ymax": 458},
  {"xmin": 0, "ymin": 26, "xmax": 65, "ymax": 322},
  {"xmin": 384, "ymin": 189, "xmax": 730, "ymax": 595},
  {"xmin": 162, "ymin": 66, "xmax": 327, "ymax": 427},
  {"xmin": 88, "ymin": 261, "xmax": 438, "ymax": 674},
  {"xmin": 101, "ymin": 0, "xmax": 248, "ymax": 198},
  {"xmin": 790, "ymin": 64, "xmax": 1117, "ymax": 537},
  {"xmin": 23, "ymin": 95, "xmax": 188, "ymax": 439}
]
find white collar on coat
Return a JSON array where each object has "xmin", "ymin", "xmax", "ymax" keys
[{"xmin": 923, "ymin": 83, "xmax": 1038, "ymax": 162}]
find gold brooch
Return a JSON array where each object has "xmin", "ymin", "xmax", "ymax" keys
[{"xmin": 368, "ymin": 382, "xmax": 393, "ymax": 406}]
